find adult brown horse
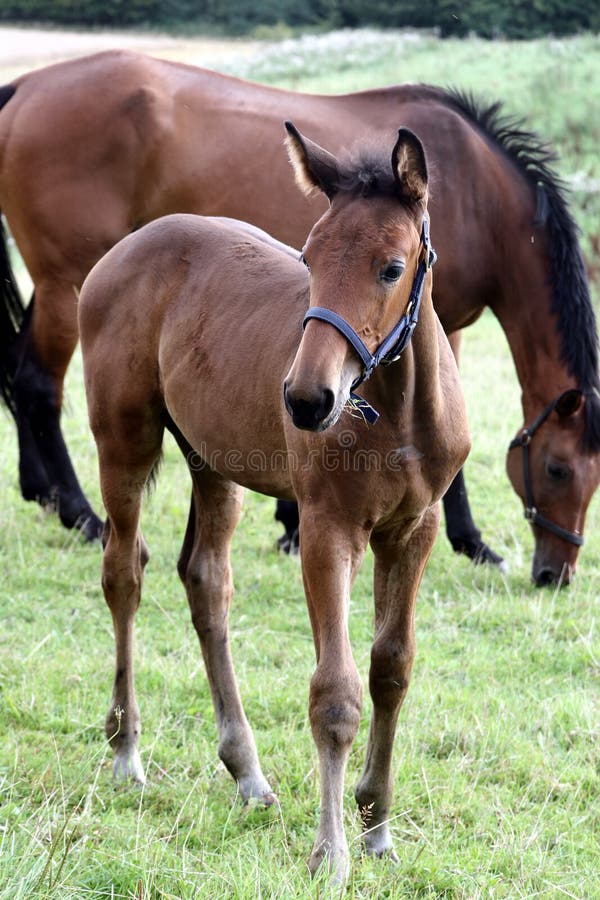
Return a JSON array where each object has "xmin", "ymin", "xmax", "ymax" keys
[
  {"xmin": 79, "ymin": 124, "xmax": 469, "ymax": 879},
  {"xmin": 0, "ymin": 50, "xmax": 598, "ymax": 584}
]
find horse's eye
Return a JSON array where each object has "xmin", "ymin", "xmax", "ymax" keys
[
  {"xmin": 300, "ymin": 253, "xmax": 311, "ymax": 272},
  {"xmin": 380, "ymin": 262, "xmax": 405, "ymax": 284},
  {"xmin": 546, "ymin": 461, "xmax": 571, "ymax": 482}
]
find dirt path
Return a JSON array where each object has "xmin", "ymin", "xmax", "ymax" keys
[{"xmin": 0, "ymin": 25, "xmax": 258, "ymax": 81}]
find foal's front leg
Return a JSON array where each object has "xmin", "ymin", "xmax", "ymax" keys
[
  {"xmin": 355, "ymin": 504, "xmax": 440, "ymax": 858},
  {"xmin": 299, "ymin": 508, "xmax": 368, "ymax": 881}
]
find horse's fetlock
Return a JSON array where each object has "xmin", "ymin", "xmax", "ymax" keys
[
  {"xmin": 105, "ymin": 703, "xmax": 140, "ymax": 745},
  {"xmin": 217, "ymin": 724, "xmax": 255, "ymax": 779}
]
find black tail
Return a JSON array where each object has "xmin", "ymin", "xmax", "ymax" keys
[{"xmin": 0, "ymin": 215, "xmax": 26, "ymax": 415}]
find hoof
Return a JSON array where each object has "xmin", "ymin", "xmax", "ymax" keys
[
  {"xmin": 276, "ymin": 530, "xmax": 299, "ymax": 556},
  {"xmin": 238, "ymin": 772, "xmax": 277, "ymax": 807},
  {"xmin": 244, "ymin": 790, "xmax": 279, "ymax": 810},
  {"xmin": 364, "ymin": 835, "xmax": 399, "ymax": 862},
  {"xmin": 451, "ymin": 537, "xmax": 505, "ymax": 568},
  {"xmin": 76, "ymin": 511, "xmax": 104, "ymax": 542},
  {"xmin": 308, "ymin": 841, "xmax": 349, "ymax": 884},
  {"xmin": 112, "ymin": 747, "xmax": 146, "ymax": 785},
  {"xmin": 362, "ymin": 819, "xmax": 399, "ymax": 861}
]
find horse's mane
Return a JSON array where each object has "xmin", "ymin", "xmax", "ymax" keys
[{"xmin": 438, "ymin": 87, "xmax": 600, "ymax": 449}]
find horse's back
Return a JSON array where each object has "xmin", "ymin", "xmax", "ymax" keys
[{"xmin": 0, "ymin": 50, "xmax": 514, "ymax": 309}]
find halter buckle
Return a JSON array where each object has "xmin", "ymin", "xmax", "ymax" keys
[
  {"xmin": 524, "ymin": 506, "xmax": 537, "ymax": 521},
  {"xmin": 422, "ymin": 215, "xmax": 432, "ymax": 271}
]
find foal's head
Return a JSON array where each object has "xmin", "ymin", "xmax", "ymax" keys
[{"xmin": 283, "ymin": 123, "xmax": 429, "ymax": 432}]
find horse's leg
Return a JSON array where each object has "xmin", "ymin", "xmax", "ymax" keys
[
  {"xmin": 178, "ymin": 466, "xmax": 275, "ymax": 805},
  {"xmin": 13, "ymin": 281, "xmax": 103, "ymax": 540},
  {"xmin": 355, "ymin": 505, "xmax": 440, "ymax": 859},
  {"xmin": 97, "ymin": 433, "xmax": 162, "ymax": 783},
  {"xmin": 274, "ymin": 498, "xmax": 300, "ymax": 554},
  {"xmin": 442, "ymin": 330, "xmax": 503, "ymax": 566},
  {"xmin": 299, "ymin": 509, "xmax": 367, "ymax": 880}
]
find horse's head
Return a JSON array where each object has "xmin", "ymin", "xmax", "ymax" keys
[
  {"xmin": 506, "ymin": 389, "xmax": 600, "ymax": 586},
  {"xmin": 283, "ymin": 122, "xmax": 429, "ymax": 432}
]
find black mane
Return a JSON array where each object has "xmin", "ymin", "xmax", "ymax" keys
[{"xmin": 440, "ymin": 88, "xmax": 600, "ymax": 449}]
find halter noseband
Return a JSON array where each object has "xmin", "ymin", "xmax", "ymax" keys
[
  {"xmin": 508, "ymin": 391, "xmax": 584, "ymax": 547},
  {"xmin": 302, "ymin": 216, "xmax": 436, "ymax": 424}
]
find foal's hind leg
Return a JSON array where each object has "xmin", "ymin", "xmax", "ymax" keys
[
  {"xmin": 355, "ymin": 505, "xmax": 440, "ymax": 859},
  {"xmin": 97, "ymin": 434, "xmax": 162, "ymax": 783},
  {"xmin": 178, "ymin": 467, "xmax": 275, "ymax": 805}
]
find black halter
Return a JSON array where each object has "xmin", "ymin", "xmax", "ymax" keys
[
  {"xmin": 508, "ymin": 391, "xmax": 585, "ymax": 547},
  {"xmin": 302, "ymin": 217, "xmax": 436, "ymax": 424}
]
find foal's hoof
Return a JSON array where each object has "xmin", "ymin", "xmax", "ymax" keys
[
  {"xmin": 361, "ymin": 818, "xmax": 400, "ymax": 863},
  {"xmin": 112, "ymin": 748, "xmax": 146, "ymax": 785},
  {"xmin": 308, "ymin": 841, "xmax": 350, "ymax": 884},
  {"xmin": 364, "ymin": 838, "xmax": 400, "ymax": 863},
  {"xmin": 238, "ymin": 772, "xmax": 278, "ymax": 808},
  {"xmin": 244, "ymin": 790, "xmax": 279, "ymax": 810}
]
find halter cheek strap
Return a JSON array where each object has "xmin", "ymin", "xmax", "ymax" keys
[
  {"xmin": 302, "ymin": 216, "xmax": 436, "ymax": 425},
  {"xmin": 509, "ymin": 391, "xmax": 585, "ymax": 547}
]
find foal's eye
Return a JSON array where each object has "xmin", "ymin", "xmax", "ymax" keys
[{"xmin": 380, "ymin": 262, "xmax": 405, "ymax": 284}]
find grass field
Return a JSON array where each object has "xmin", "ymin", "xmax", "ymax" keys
[{"xmin": 0, "ymin": 27, "xmax": 599, "ymax": 899}]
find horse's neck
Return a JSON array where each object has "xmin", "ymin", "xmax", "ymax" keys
[
  {"xmin": 480, "ymin": 159, "xmax": 581, "ymax": 417},
  {"xmin": 492, "ymin": 262, "xmax": 576, "ymax": 417}
]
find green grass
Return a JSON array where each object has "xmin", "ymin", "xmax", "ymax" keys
[{"xmin": 1, "ymin": 28, "xmax": 599, "ymax": 900}]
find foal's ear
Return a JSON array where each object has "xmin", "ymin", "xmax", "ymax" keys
[
  {"xmin": 284, "ymin": 121, "xmax": 340, "ymax": 201},
  {"xmin": 392, "ymin": 128, "xmax": 428, "ymax": 204}
]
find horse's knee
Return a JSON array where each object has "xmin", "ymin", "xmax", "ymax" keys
[
  {"xmin": 102, "ymin": 565, "xmax": 142, "ymax": 608},
  {"xmin": 309, "ymin": 665, "xmax": 363, "ymax": 749},
  {"xmin": 369, "ymin": 636, "xmax": 415, "ymax": 706},
  {"xmin": 101, "ymin": 538, "xmax": 146, "ymax": 613}
]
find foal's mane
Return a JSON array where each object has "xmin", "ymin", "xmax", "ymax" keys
[{"xmin": 438, "ymin": 87, "xmax": 600, "ymax": 447}]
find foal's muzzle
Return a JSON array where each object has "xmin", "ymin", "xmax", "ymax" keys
[{"xmin": 283, "ymin": 381, "xmax": 335, "ymax": 431}]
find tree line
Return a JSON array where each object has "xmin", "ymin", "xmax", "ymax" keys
[{"xmin": 0, "ymin": 0, "xmax": 598, "ymax": 38}]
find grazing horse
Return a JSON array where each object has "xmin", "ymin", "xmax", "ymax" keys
[
  {"xmin": 79, "ymin": 125, "xmax": 470, "ymax": 878},
  {"xmin": 0, "ymin": 50, "xmax": 599, "ymax": 583}
]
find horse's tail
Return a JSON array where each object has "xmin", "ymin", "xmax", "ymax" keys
[
  {"xmin": 0, "ymin": 216, "xmax": 26, "ymax": 415},
  {"xmin": 0, "ymin": 83, "xmax": 25, "ymax": 415}
]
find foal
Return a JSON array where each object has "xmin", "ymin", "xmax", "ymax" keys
[{"xmin": 79, "ymin": 124, "xmax": 470, "ymax": 878}]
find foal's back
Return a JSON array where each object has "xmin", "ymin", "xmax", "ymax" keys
[{"xmin": 80, "ymin": 214, "xmax": 308, "ymax": 495}]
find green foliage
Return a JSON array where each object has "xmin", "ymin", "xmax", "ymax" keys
[
  {"xmin": 0, "ymin": 0, "xmax": 598, "ymax": 35},
  {"xmin": 0, "ymin": 0, "xmax": 161, "ymax": 26}
]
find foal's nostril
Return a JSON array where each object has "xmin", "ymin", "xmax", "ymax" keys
[
  {"xmin": 283, "ymin": 381, "xmax": 293, "ymax": 416},
  {"xmin": 320, "ymin": 387, "xmax": 335, "ymax": 419},
  {"xmin": 284, "ymin": 385, "xmax": 336, "ymax": 431}
]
